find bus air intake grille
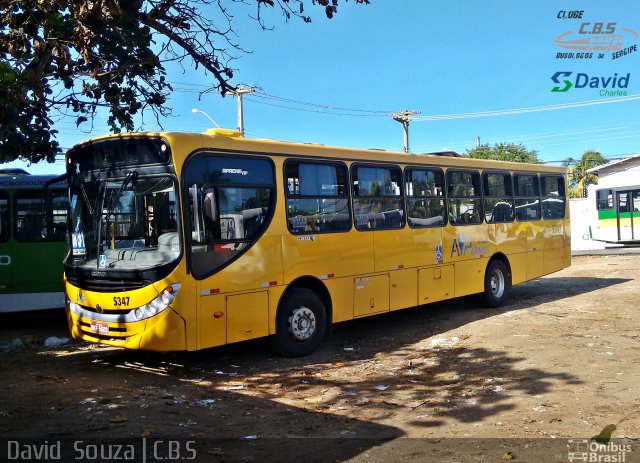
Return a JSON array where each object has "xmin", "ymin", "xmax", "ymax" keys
[{"xmin": 66, "ymin": 277, "xmax": 149, "ymax": 292}]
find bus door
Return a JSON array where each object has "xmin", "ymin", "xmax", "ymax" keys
[
  {"xmin": 617, "ymin": 191, "xmax": 632, "ymax": 241},
  {"xmin": 616, "ymin": 190, "xmax": 640, "ymax": 241}
]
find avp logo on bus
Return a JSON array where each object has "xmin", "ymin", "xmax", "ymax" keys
[
  {"xmin": 450, "ymin": 234, "xmax": 490, "ymax": 258},
  {"xmin": 451, "ymin": 234, "xmax": 472, "ymax": 257}
]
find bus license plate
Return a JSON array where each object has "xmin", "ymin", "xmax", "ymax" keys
[{"xmin": 90, "ymin": 321, "xmax": 109, "ymax": 335}]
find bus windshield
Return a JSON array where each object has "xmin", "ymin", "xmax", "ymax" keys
[{"xmin": 67, "ymin": 174, "xmax": 180, "ymax": 271}]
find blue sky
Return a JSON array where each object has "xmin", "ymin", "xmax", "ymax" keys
[{"xmin": 6, "ymin": 0, "xmax": 640, "ymax": 175}]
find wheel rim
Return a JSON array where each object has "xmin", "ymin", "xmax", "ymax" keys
[
  {"xmin": 288, "ymin": 306, "xmax": 316, "ymax": 341},
  {"xmin": 490, "ymin": 268, "xmax": 505, "ymax": 298}
]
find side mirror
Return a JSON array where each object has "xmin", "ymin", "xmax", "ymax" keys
[{"xmin": 203, "ymin": 190, "xmax": 218, "ymax": 224}]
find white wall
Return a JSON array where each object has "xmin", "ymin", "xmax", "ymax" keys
[{"xmin": 569, "ymin": 198, "xmax": 607, "ymax": 251}]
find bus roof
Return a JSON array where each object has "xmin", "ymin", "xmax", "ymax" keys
[
  {"xmin": 0, "ymin": 168, "xmax": 30, "ymax": 176},
  {"xmin": 0, "ymin": 174, "xmax": 66, "ymax": 189},
  {"xmin": 69, "ymin": 129, "xmax": 567, "ymax": 174}
]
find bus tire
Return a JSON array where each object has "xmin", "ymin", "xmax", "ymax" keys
[
  {"xmin": 272, "ymin": 288, "xmax": 327, "ymax": 357},
  {"xmin": 483, "ymin": 259, "xmax": 511, "ymax": 308}
]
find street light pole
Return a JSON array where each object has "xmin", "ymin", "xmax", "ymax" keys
[{"xmin": 191, "ymin": 108, "xmax": 221, "ymax": 128}]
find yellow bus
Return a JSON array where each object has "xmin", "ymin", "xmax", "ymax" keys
[{"xmin": 64, "ymin": 129, "xmax": 570, "ymax": 356}]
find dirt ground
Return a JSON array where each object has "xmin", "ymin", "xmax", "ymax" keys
[{"xmin": 1, "ymin": 255, "xmax": 640, "ymax": 462}]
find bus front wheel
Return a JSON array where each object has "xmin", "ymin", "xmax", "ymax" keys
[
  {"xmin": 483, "ymin": 260, "xmax": 511, "ymax": 308},
  {"xmin": 272, "ymin": 288, "xmax": 327, "ymax": 357}
]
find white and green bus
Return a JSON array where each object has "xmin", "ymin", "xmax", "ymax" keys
[
  {"xmin": 590, "ymin": 185, "xmax": 640, "ymax": 244},
  {"xmin": 0, "ymin": 169, "xmax": 68, "ymax": 312}
]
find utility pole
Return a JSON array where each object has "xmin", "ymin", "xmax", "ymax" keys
[
  {"xmin": 225, "ymin": 86, "xmax": 254, "ymax": 136},
  {"xmin": 392, "ymin": 110, "xmax": 420, "ymax": 154}
]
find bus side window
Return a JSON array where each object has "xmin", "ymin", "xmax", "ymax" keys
[
  {"xmin": 352, "ymin": 165, "xmax": 404, "ymax": 231},
  {"xmin": 541, "ymin": 175, "xmax": 566, "ymax": 219},
  {"xmin": 483, "ymin": 172, "xmax": 514, "ymax": 224},
  {"xmin": 446, "ymin": 170, "xmax": 482, "ymax": 225},
  {"xmin": 596, "ymin": 189, "xmax": 613, "ymax": 211},
  {"xmin": 15, "ymin": 190, "xmax": 47, "ymax": 242},
  {"xmin": 49, "ymin": 189, "xmax": 69, "ymax": 242},
  {"xmin": 0, "ymin": 191, "xmax": 8, "ymax": 242},
  {"xmin": 514, "ymin": 174, "xmax": 541, "ymax": 221},
  {"xmin": 285, "ymin": 161, "xmax": 350, "ymax": 234},
  {"xmin": 405, "ymin": 167, "xmax": 446, "ymax": 228}
]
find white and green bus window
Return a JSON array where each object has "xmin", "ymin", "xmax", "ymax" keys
[
  {"xmin": 0, "ymin": 191, "xmax": 8, "ymax": 242},
  {"xmin": 50, "ymin": 190, "xmax": 69, "ymax": 241},
  {"xmin": 447, "ymin": 170, "xmax": 482, "ymax": 225},
  {"xmin": 351, "ymin": 165, "xmax": 404, "ymax": 231},
  {"xmin": 285, "ymin": 161, "xmax": 350, "ymax": 234},
  {"xmin": 483, "ymin": 172, "xmax": 514, "ymax": 224},
  {"xmin": 405, "ymin": 168, "xmax": 446, "ymax": 228},
  {"xmin": 596, "ymin": 189, "xmax": 613, "ymax": 210},
  {"xmin": 541, "ymin": 175, "xmax": 566, "ymax": 219},
  {"xmin": 15, "ymin": 190, "xmax": 47, "ymax": 242},
  {"xmin": 514, "ymin": 174, "xmax": 541, "ymax": 221}
]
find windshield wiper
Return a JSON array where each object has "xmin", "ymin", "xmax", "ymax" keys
[
  {"xmin": 103, "ymin": 170, "xmax": 138, "ymax": 228},
  {"xmin": 97, "ymin": 171, "xmax": 138, "ymax": 266},
  {"xmin": 72, "ymin": 173, "xmax": 95, "ymax": 215}
]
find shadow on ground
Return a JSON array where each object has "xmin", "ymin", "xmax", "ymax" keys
[{"xmin": 1, "ymin": 275, "xmax": 626, "ymax": 456}]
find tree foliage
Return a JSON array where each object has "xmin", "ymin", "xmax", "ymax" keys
[
  {"xmin": 0, "ymin": 0, "xmax": 369, "ymax": 163},
  {"xmin": 465, "ymin": 143, "xmax": 538, "ymax": 163},
  {"xmin": 562, "ymin": 150, "xmax": 608, "ymax": 198}
]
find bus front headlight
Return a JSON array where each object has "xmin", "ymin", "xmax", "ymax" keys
[
  {"xmin": 133, "ymin": 284, "xmax": 181, "ymax": 321},
  {"xmin": 66, "ymin": 297, "xmax": 79, "ymax": 312}
]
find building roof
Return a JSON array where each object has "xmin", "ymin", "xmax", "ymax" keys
[{"xmin": 587, "ymin": 153, "xmax": 640, "ymax": 174}]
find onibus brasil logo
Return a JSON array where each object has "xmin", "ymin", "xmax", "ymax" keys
[{"xmin": 567, "ymin": 439, "xmax": 631, "ymax": 462}]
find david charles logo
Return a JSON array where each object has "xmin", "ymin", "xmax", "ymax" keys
[{"xmin": 551, "ymin": 71, "xmax": 630, "ymax": 96}]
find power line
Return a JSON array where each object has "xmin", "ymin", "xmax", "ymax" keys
[
  {"xmin": 250, "ymin": 92, "xmax": 393, "ymax": 114},
  {"xmin": 221, "ymin": 87, "xmax": 640, "ymax": 121},
  {"xmin": 245, "ymin": 97, "xmax": 388, "ymax": 117},
  {"xmin": 411, "ymin": 123, "xmax": 640, "ymax": 152},
  {"xmin": 244, "ymin": 94, "xmax": 389, "ymax": 117},
  {"xmin": 542, "ymin": 153, "xmax": 638, "ymax": 164},
  {"xmin": 410, "ymin": 94, "xmax": 640, "ymax": 121}
]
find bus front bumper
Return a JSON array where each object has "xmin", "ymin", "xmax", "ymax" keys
[{"xmin": 66, "ymin": 303, "xmax": 187, "ymax": 351}]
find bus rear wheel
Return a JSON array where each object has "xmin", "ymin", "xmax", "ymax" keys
[
  {"xmin": 483, "ymin": 259, "xmax": 511, "ymax": 308},
  {"xmin": 272, "ymin": 288, "xmax": 327, "ymax": 357}
]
